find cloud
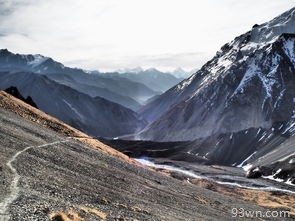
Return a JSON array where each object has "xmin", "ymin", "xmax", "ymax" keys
[{"xmin": 0, "ymin": 0, "xmax": 294, "ymax": 71}]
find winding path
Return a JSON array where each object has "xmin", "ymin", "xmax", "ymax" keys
[{"xmin": 0, "ymin": 139, "xmax": 68, "ymax": 221}]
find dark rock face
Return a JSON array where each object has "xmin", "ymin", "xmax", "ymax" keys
[
  {"xmin": 246, "ymin": 167, "xmax": 262, "ymax": 179},
  {"xmin": 4, "ymin": 86, "xmax": 38, "ymax": 108}
]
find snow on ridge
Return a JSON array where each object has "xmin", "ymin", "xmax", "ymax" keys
[
  {"xmin": 231, "ymin": 60, "xmax": 258, "ymax": 97},
  {"xmin": 282, "ymin": 38, "xmax": 295, "ymax": 67},
  {"xmin": 250, "ymin": 7, "xmax": 295, "ymax": 45},
  {"xmin": 28, "ymin": 55, "xmax": 49, "ymax": 67},
  {"xmin": 171, "ymin": 8, "xmax": 294, "ymax": 111},
  {"xmin": 177, "ymin": 74, "xmax": 196, "ymax": 90}
]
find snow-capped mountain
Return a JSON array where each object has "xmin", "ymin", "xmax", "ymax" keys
[
  {"xmin": 116, "ymin": 66, "xmax": 144, "ymax": 74},
  {"xmin": 0, "ymin": 72, "xmax": 146, "ymax": 137},
  {"xmin": 140, "ymin": 7, "xmax": 295, "ymax": 142},
  {"xmin": 0, "ymin": 49, "xmax": 66, "ymax": 73}
]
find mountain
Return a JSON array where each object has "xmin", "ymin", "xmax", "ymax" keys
[
  {"xmin": 116, "ymin": 66, "xmax": 144, "ymax": 74},
  {"xmin": 0, "ymin": 49, "xmax": 78, "ymax": 74},
  {"xmin": 140, "ymin": 7, "xmax": 295, "ymax": 141},
  {"xmin": 46, "ymin": 73, "xmax": 143, "ymax": 110},
  {"xmin": 136, "ymin": 8, "xmax": 295, "ymax": 183},
  {"xmin": 0, "ymin": 72, "xmax": 146, "ymax": 137},
  {"xmin": 171, "ymin": 67, "xmax": 192, "ymax": 78},
  {"xmin": 0, "ymin": 49, "xmax": 158, "ymax": 109},
  {"xmin": 100, "ymin": 68, "xmax": 184, "ymax": 93},
  {"xmin": 0, "ymin": 90, "xmax": 275, "ymax": 221},
  {"xmin": 124, "ymin": 68, "xmax": 184, "ymax": 92},
  {"xmin": 65, "ymin": 73, "xmax": 158, "ymax": 106}
]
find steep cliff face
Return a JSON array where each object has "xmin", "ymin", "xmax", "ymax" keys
[{"xmin": 140, "ymin": 8, "xmax": 295, "ymax": 142}]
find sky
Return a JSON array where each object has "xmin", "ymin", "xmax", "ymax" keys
[{"xmin": 0, "ymin": 0, "xmax": 294, "ymax": 72}]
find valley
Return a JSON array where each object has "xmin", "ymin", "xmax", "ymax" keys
[{"xmin": 1, "ymin": 92, "xmax": 286, "ymax": 221}]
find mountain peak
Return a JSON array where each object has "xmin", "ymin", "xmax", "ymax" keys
[
  {"xmin": 172, "ymin": 67, "xmax": 189, "ymax": 78},
  {"xmin": 250, "ymin": 7, "xmax": 295, "ymax": 45},
  {"xmin": 28, "ymin": 54, "xmax": 49, "ymax": 67},
  {"xmin": 144, "ymin": 67, "xmax": 161, "ymax": 73},
  {"xmin": 0, "ymin": 48, "xmax": 12, "ymax": 56}
]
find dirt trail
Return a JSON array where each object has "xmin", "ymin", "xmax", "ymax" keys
[{"xmin": 0, "ymin": 140, "xmax": 68, "ymax": 221}]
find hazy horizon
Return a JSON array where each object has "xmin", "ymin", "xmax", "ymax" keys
[{"xmin": 0, "ymin": 0, "xmax": 294, "ymax": 72}]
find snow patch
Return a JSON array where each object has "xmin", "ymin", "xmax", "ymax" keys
[
  {"xmin": 28, "ymin": 55, "xmax": 48, "ymax": 67},
  {"xmin": 63, "ymin": 99, "xmax": 84, "ymax": 121},
  {"xmin": 242, "ymin": 164, "xmax": 253, "ymax": 171},
  {"xmin": 236, "ymin": 151, "xmax": 257, "ymax": 168},
  {"xmin": 282, "ymin": 38, "xmax": 295, "ymax": 67},
  {"xmin": 282, "ymin": 122, "xmax": 295, "ymax": 134},
  {"xmin": 250, "ymin": 8, "xmax": 295, "ymax": 45},
  {"xmin": 231, "ymin": 60, "xmax": 258, "ymax": 97},
  {"xmin": 177, "ymin": 74, "xmax": 196, "ymax": 90}
]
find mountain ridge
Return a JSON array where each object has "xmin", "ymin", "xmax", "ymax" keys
[
  {"xmin": 0, "ymin": 72, "xmax": 146, "ymax": 137},
  {"xmin": 0, "ymin": 49, "xmax": 159, "ymax": 109}
]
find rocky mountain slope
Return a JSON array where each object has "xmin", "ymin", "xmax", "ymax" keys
[
  {"xmin": 136, "ymin": 8, "xmax": 295, "ymax": 184},
  {"xmin": 1, "ymin": 91, "xmax": 282, "ymax": 221},
  {"xmin": 0, "ymin": 72, "xmax": 146, "ymax": 137},
  {"xmin": 0, "ymin": 49, "xmax": 159, "ymax": 110},
  {"xmin": 140, "ymin": 7, "xmax": 295, "ymax": 142},
  {"xmin": 46, "ymin": 73, "xmax": 142, "ymax": 110}
]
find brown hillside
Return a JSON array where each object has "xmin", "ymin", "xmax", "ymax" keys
[{"xmin": 0, "ymin": 90, "xmax": 135, "ymax": 164}]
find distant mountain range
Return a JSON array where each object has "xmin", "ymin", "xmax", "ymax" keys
[
  {"xmin": 98, "ymin": 68, "xmax": 186, "ymax": 93},
  {"xmin": 0, "ymin": 49, "xmax": 189, "ymax": 109},
  {"xmin": 116, "ymin": 66, "xmax": 194, "ymax": 79},
  {"xmin": 0, "ymin": 49, "xmax": 164, "ymax": 110}
]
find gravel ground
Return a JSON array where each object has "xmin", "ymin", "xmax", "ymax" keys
[{"xmin": 0, "ymin": 108, "xmax": 291, "ymax": 221}]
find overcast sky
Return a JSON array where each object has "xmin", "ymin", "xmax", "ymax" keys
[{"xmin": 0, "ymin": 0, "xmax": 294, "ymax": 72}]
